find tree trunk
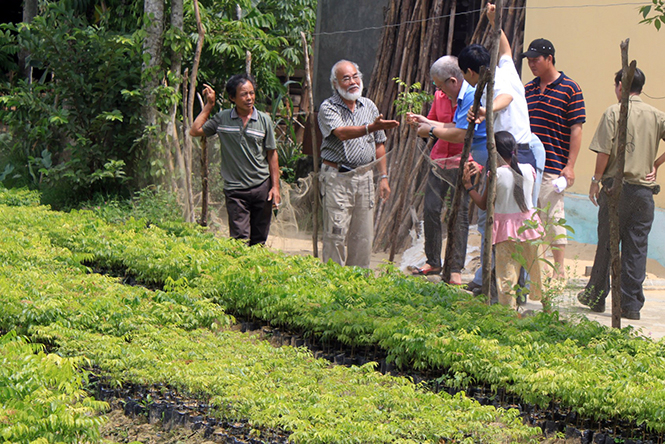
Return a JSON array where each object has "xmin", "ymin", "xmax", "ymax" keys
[
  {"xmin": 608, "ymin": 40, "xmax": 636, "ymax": 328},
  {"xmin": 19, "ymin": 0, "xmax": 38, "ymax": 81},
  {"xmin": 181, "ymin": 0, "xmax": 205, "ymax": 223},
  {"xmin": 165, "ymin": 0, "xmax": 183, "ymax": 192},
  {"xmin": 141, "ymin": 0, "xmax": 165, "ymax": 186}
]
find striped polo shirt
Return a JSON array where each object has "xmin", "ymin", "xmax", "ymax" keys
[
  {"xmin": 318, "ymin": 92, "xmax": 387, "ymax": 168},
  {"xmin": 524, "ymin": 72, "xmax": 586, "ymax": 175}
]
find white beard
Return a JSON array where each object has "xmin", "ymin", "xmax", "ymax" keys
[{"xmin": 337, "ymin": 80, "xmax": 363, "ymax": 102}]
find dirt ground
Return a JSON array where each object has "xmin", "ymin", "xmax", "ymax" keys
[
  {"xmin": 101, "ymin": 407, "xmax": 213, "ymax": 444},
  {"xmin": 265, "ymin": 224, "xmax": 665, "ymax": 282}
]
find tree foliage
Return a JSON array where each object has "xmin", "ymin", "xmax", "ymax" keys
[
  {"xmin": 639, "ymin": 0, "xmax": 665, "ymax": 30},
  {"xmin": 0, "ymin": 0, "xmax": 317, "ymax": 208},
  {"xmin": 0, "ymin": 4, "xmax": 144, "ymax": 207}
]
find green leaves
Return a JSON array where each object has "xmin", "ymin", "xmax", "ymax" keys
[
  {"xmin": 4, "ymin": 189, "xmax": 665, "ymax": 438},
  {"xmin": 1, "ymin": 4, "xmax": 144, "ymax": 206},
  {"xmin": 0, "ymin": 197, "xmax": 538, "ymax": 443},
  {"xmin": 0, "ymin": 332, "xmax": 108, "ymax": 443},
  {"xmin": 392, "ymin": 77, "xmax": 434, "ymax": 116},
  {"xmin": 639, "ymin": 0, "xmax": 665, "ymax": 29}
]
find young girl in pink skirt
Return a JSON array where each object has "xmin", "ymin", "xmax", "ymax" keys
[{"xmin": 463, "ymin": 131, "xmax": 546, "ymax": 309}]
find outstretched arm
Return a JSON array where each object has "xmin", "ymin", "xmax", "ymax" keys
[{"xmin": 332, "ymin": 114, "xmax": 399, "ymax": 141}]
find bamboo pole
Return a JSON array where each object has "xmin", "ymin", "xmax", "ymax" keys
[
  {"xmin": 301, "ymin": 32, "xmax": 320, "ymax": 257},
  {"xmin": 608, "ymin": 39, "xmax": 636, "ymax": 328}
]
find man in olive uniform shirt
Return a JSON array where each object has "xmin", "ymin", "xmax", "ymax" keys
[{"xmin": 578, "ymin": 68, "xmax": 665, "ymax": 320}]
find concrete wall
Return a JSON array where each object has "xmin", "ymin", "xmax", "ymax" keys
[
  {"xmin": 566, "ymin": 193, "xmax": 665, "ymax": 267},
  {"xmin": 313, "ymin": 0, "xmax": 391, "ymax": 109},
  {"xmin": 522, "ymin": 0, "xmax": 665, "ymax": 207}
]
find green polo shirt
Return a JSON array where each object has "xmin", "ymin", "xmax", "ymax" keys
[
  {"xmin": 589, "ymin": 95, "xmax": 665, "ymax": 188},
  {"xmin": 202, "ymin": 107, "xmax": 276, "ymax": 191}
]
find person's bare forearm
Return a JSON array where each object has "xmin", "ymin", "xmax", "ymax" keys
[
  {"xmin": 376, "ymin": 143, "xmax": 388, "ymax": 175},
  {"xmin": 566, "ymin": 123, "xmax": 583, "ymax": 170},
  {"xmin": 655, "ymin": 152, "xmax": 665, "ymax": 170},
  {"xmin": 190, "ymin": 105, "xmax": 213, "ymax": 137},
  {"xmin": 432, "ymin": 126, "xmax": 465, "ymax": 144},
  {"xmin": 190, "ymin": 84, "xmax": 216, "ymax": 137},
  {"xmin": 333, "ymin": 115, "xmax": 399, "ymax": 141},
  {"xmin": 267, "ymin": 149, "xmax": 280, "ymax": 190},
  {"xmin": 593, "ymin": 152, "xmax": 609, "ymax": 179}
]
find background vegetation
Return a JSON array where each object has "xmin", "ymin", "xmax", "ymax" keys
[{"xmin": 0, "ymin": 0, "xmax": 315, "ymax": 210}]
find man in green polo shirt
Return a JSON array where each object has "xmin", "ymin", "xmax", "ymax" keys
[{"xmin": 190, "ymin": 74, "xmax": 280, "ymax": 245}]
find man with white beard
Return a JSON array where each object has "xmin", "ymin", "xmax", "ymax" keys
[{"xmin": 317, "ymin": 59, "xmax": 399, "ymax": 268}]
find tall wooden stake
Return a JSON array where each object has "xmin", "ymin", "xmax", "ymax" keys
[
  {"xmin": 446, "ymin": 0, "xmax": 457, "ymax": 55},
  {"xmin": 182, "ymin": 0, "xmax": 205, "ymax": 223},
  {"xmin": 481, "ymin": 0, "xmax": 502, "ymax": 302},
  {"xmin": 200, "ymin": 135, "xmax": 208, "ymax": 226},
  {"xmin": 608, "ymin": 39, "xmax": 636, "ymax": 328},
  {"xmin": 301, "ymin": 32, "xmax": 320, "ymax": 257},
  {"xmin": 442, "ymin": 69, "xmax": 489, "ymax": 283}
]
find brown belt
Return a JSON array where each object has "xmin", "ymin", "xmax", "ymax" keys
[{"xmin": 323, "ymin": 160, "xmax": 341, "ymax": 169}]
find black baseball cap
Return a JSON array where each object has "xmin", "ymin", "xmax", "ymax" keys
[{"xmin": 521, "ymin": 38, "xmax": 555, "ymax": 58}]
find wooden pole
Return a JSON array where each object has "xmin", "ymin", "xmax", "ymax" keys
[
  {"xmin": 301, "ymin": 32, "xmax": 320, "ymax": 257},
  {"xmin": 608, "ymin": 39, "xmax": 636, "ymax": 328},
  {"xmin": 442, "ymin": 69, "xmax": 489, "ymax": 283},
  {"xmin": 481, "ymin": 0, "xmax": 502, "ymax": 302},
  {"xmin": 182, "ymin": 0, "xmax": 205, "ymax": 223},
  {"xmin": 200, "ymin": 135, "xmax": 208, "ymax": 226},
  {"xmin": 446, "ymin": 0, "xmax": 457, "ymax": 55}
]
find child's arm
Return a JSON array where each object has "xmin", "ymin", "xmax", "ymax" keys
[{"xmin": 463, "ymin": 162, "xmax": 487, "ymax": 210}]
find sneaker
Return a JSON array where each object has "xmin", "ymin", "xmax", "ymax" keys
[
  {"xmin": 577, "ymin": 290, "xmax": 606, "ymax": 313},
  {"xmin": 621, "ymin": 310, "xmax": 640, "ymax": 320},
  {"xmin": 464, "ymin": 281, "xmax": 482, "ymax": 293}
]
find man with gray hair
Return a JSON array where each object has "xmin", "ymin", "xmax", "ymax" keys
[
  {"xmin": 402, "ymin": 56, "xmax": 476, "ymax": 282},
  {"xmin": 407, "ymin": 55, "xmax": 487, "ymax": 288},
  {"xmin": 317, "ymin": 59, "xmax": 399, "ymax": 268},
  {"xmin": 409, "ymin": 55, "xmax": 487, "ymax": 166}
]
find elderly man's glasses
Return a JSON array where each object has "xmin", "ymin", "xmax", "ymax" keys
[{"xmin": 340, "ymin": 73, "xmax": 362, "ymax": 84}]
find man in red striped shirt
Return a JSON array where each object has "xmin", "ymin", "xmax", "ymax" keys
[{"xmin": 522, "ymin": 39, "xmax": 586, "ymax": 279}]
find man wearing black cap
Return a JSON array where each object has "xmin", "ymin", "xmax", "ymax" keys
[{"xmin": 522, "ymin": 38, "xmax": 586, "ymax": 280}]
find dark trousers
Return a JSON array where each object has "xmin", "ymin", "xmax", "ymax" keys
[
  {"xmin": 224, "ymin": 179, "xmax": 273, "ymax": 246},
  {"xmin": 516, "ymin": 143, "xmax": 537, "ymax": 171},
  {"xmin": 584, "ymin": 182, "xmax": 655, "ymax": 312},
  {"xmin": 423, "ymin": 167, "xmax": 469, "ymax": 272}
]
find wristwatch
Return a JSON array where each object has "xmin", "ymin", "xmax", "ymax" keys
[
  {"xmin": 591, "ymin": 176, "xmax": 600, "ymax": 184},
  {"xmin": 428, "ymin": 126, "xmax": 437, "ymax": 140}
]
